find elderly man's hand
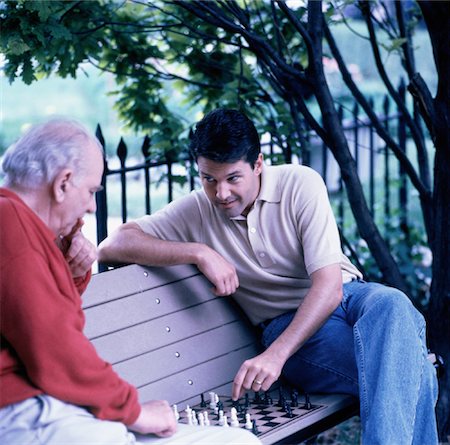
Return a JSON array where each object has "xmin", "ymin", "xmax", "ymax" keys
[
  {"xmin": 129, "ymin": 400, "xmax": 177, "ymax": 437},
  {"xmin": 60, "ymin": 219, "xmax": 97, "ymax": 278}
]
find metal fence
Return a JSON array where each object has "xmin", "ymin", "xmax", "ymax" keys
[{"xmin": 94, "ymin": 91, "xmax": 422, "ymax": 274}]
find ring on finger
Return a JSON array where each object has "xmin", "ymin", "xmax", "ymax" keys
[{"xmin": 254, "ymin": 379, "xmax": 262, "ymax": 385}]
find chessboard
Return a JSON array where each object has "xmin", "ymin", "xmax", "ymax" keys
[{"xmin": 175, "ymin": 388, "xmax": 326, "ymax": 440}]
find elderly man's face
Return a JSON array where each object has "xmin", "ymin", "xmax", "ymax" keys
[{"xmin": 55, "ymin": 142, "xmax": 104, "ymax": 237}]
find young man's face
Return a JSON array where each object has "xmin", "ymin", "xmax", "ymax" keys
[{"xmin": 197, "ymin": 154, "xmax": 263, "ymax": 218}]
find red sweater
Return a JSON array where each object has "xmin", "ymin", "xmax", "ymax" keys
[{"xmin": 0, "ymin": 188, "xmax": 140, "ymax": 425}]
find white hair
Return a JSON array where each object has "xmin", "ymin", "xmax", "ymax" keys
[{"xmin": 2, "ymin": 119, "xmax": 103, "ymax": 188}]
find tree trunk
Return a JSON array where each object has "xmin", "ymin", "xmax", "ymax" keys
[
  {"xmin": 305, "ymin": 1, "xmax": 408, "ymax": 292},
  {"xmin": 418, "ymin": 1, "xmax": 450, "ymax": 440}
]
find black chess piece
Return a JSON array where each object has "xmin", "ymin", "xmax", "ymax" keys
[
  {"xmin": 200, "ymin": 393, "xmax": 206, "ymax": 408},
  {"xmin": 291, "ymin": 389, "xmax": 299, "ymax": 408},
  {"xmin": 278, "ymin": 388, "xmax": 286, "ymax": 408},
  {"xmin": 245, "ymin": 393, "xmax": 250, "ymax": 408},
  {"xmin": 286, "ymin": 404, "xmax": 293, "ymax": 418},
  {"xmin": 252, "ymin": 419, "xmax": 260, "ymax": 435},
  {"xmin": 304, "ymin": 393, "xmax": 312, "ymax": 410}
]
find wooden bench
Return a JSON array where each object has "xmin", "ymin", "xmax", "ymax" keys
[{"xmin": 82, "ymin": 264, "xmax": 359, "ymax": 444}]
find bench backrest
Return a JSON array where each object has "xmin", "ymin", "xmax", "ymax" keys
[{"xmin": 82, "ymin": 264, "xmax": 261, "ymax": 407}]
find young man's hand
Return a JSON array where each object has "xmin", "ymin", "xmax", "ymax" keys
[
  {"xmin": 232, "ymin": 349, "xmax": 284, "ymax": 400},
  {"xmin": 196, "ymin": 245, "xmax": 239, "ymax": 296}
]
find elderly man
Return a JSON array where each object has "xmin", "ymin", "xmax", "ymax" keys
[
  {"xmin": 0, "ymin": 119, "xmax": 261, "ymax": 445},
  {"xmin": 99, "ymin": 109, "xmax": 439, "ymax": 445}
]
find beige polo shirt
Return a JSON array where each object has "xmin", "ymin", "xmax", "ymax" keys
[{"xmin": 135, "ymin": 164, "xmax": 362, "ymax": 325}]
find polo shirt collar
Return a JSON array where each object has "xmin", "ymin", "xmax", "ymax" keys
[
  {"xmin": 257, "ymin": 165, "xmax": 281, "ymax": 204},
  {"xmin": 229, "ymin": 165, "xmax": 280, "ymax": 221}
]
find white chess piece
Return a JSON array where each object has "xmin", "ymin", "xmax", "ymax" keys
[
  {"xmin": 191, "ymin": 410, "xmax": 198, "ymax": 426},
  {"xmin": 223, "ymin": 414, "xmax": 229, "ymax": 427},
  {"xmin": 218, "ymin": 409, "xmax": 225, "ymax": 426},
  {"xmin": 203, "ymin": 411, "xmax": 210, "ymax": 426},
  {"xmin": 230, "ymin": 407, "xmax": 239, "ymax": 427},
  {"xmin": 185, "ymin": 405, "xmax": 193, "ymax": 425},
  {"xmin": 209, "ymin": 391, "xmax": 216, "ymax": 409},
  {"xmin": 172, "ymin": 404, "xmax": 180, "ymax": 421},
  {"xmin": 198, "ymin": 412, "xmax": 205, "ymax": 426},
  {"xmin": 245, "ymin": 413, "xmax": 252, "ymax": 430}
]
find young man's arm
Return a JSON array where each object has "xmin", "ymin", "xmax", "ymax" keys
[
  {"xmin": 98, "ymin": 222, "xmax": 239, "ymax": 296},
  {"xmin": 232, "ymin": 263, "xmax": 343, "ymax": 399}
]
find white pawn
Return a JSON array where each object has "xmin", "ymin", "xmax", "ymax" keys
[
  {"xmin": 218, "ymin": 409, "xmax": 225, "ymax": 425},
  {"xmin": 230, "ymin": 407, "xmax": 239, "ymax": 427},
  {"xmin": 191, "ymin": 410, "xmax": 198, "ymax": 426},
  {"xmin": 198, "ymin": 412, "xmax": 205, "ymax": 426},
  {"xmin": 223, "ymin": 414, "xmax": 229, "ymax": 427},
  {"xmin": 245, "ymin": 413, "xmax": 253, "ymax": 430},
  {"xmin": 172, "ymin": 404, "xmax": 180, "ymax": 421},
  {"xmin": 203, "ymin": 411, "xmax": 210, "ymax": 426}
]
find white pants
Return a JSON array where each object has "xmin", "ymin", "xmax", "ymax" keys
[{"xmin": 0, "ymin": 396, "xmax": 261, "ymax": 445}]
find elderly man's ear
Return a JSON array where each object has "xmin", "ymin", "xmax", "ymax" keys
[{"xmin": 52, "ymin": 169, "xmax": 73, "ymax": 203}]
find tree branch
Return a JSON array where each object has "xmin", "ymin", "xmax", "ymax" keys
[
  {"xmin": 359, "ymin": 1, "xmax": 430, "ymax": 182},
  {"xmin": 323, "ymin": 19, "xmax": 430, "ymax": 200}
]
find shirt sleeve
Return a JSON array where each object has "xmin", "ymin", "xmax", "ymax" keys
[
  {"xmin": 135, "ymin": 191, "xmax": 205, "ymax": 243},
  {"xmin": 1, "ymin": 251, "xmax": 140, "ymax": 425},
  {"xmin": 295, "ymin": 170, "xmax": 343, "ymax": 275},
  {"xmin": 73, "ymin": 269, "xmax": 92, "ymax": 294}
]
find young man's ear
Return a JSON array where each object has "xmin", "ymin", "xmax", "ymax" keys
[
  {"xmin": 52, "ymin": 169, "xmax": 73, "ymax": 203},
  {"xmin": 254, "ymin": 153, "xmax": 264, "ymax": 175}
]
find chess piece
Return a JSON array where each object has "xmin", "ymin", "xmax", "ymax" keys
[
  {"xmin": 223, "ymin": 415, "xmax": 229, "ymax": 427},
  {"xmin": 214, "ymin": 394, "xmax": 220, "ymax": 414},
  {"xmin": 218, "ymin": 409, "xmax": 225, "ymax": 425},
  {"xmin": 278, "ymin": 388, "xmax": 286, "ymax": 408},
  {"xmin": 304, "ymin": 393, "xmax": 312, "ymax": 410},
  {"xmin": 230, "ymin": 407, "xmax": 239, "ymax": 427},
  {"xmin": 291, "ymin": 390, "xmax": 299, "ymax": 408},
  {"xmin": 185, "ymin": 405, "xmax": 192, "ymax": 422},
  {"xmin": 244, "ymin": 413, "xmax": 252, "ymax": 430},
  {"xmin": 172, "ymin": 404, "xmax": 180, "ymax": 421},
  {"xmin": 209, "ymin": 391, "xmax": 217, "ymax": 409},
  {"xmin": 286, "ymin": 404, "xmax": 293, "ymax": 418},
  {"xmin": 191, "ymin": 410, "xmax": 198, "ymax": 425}
]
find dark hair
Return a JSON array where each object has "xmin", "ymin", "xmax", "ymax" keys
[{"xmin": 190, "ymin": 109, "xmax": 260, "ymax": 166}]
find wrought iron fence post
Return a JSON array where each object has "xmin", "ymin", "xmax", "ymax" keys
[{"xmin": 95, "ymin": 124, "xmax": 109, "ymax": 273}]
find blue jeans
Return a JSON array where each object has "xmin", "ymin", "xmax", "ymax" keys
[{"xmin": 261, "ymin": 280, "xmax": 439, "ymax": 445}]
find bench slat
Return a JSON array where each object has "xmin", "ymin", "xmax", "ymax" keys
[
  {"xmin": 84, "ymin": 274, "xmax": 217, "ymax": 338},
  {"xmin": 83, "ymin": 264, "xmax": 201, "ymax": 307}
]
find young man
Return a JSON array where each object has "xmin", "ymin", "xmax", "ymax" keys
[
  {"xmin": 99, "ymin": 109, "xmax": 439, "ymax": 444},
  {"xmin": 0, "ymin": 119, "xmax": 261, "ymax": 445}
]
